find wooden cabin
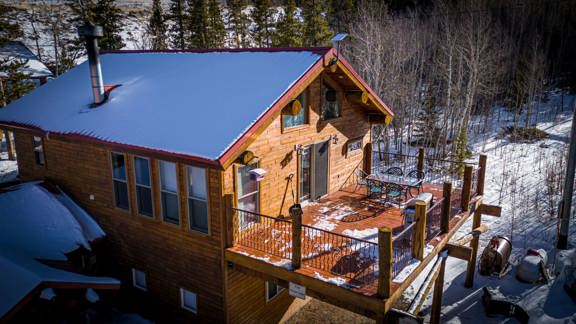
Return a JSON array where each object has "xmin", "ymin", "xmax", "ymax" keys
[{"xmin": 0, "ymin": 47, "xmax": 398, "ymax": 322}]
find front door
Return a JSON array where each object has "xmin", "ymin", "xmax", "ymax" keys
[{"xmin": 312, "ymin": 140, "xmax": 329, "ymax": 200}]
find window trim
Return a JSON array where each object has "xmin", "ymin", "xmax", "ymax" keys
[
  {"xmin": 236, "ymin": 162, "xmax": 260, "ymax": 212},
  {"xmin": 281, "ymin": 87, "xmax": 310, "ymax": 133},
  {"xmin": 131, "ymin": 268, "xmax": 147, "ymax": 291},
  {"xmin": 159, "ymin": 160, "xmax": 180, "ymax": 226},
  {"xmin": 110, "ymin": 151, "xmax": 130, "ymax": 212},
  {"xmin": 32, "ymin": 135, "xmax": 45, "ymax": 166},
  {"xmin": 265, "ymin": 281, "xmax": 285, "ymax": 302},
  {"xmin": 180, "ymin": 288, "xmax": 198, "ymax": 314},
  {"xmin": 320, "ymin": 75, "xmax": 343, "ymax": 121},
  {"xmin": 186, "ymin": 165, "xmax": 210, "ymax": 234},
  {"xmin": 133, "ymin": 156, "xmax": 154, "ymax": 218}
]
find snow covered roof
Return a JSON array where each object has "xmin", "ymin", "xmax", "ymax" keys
[
  {"xmin": 0, "ymin": 48, "xmax": 392, "ymax": 164},
  {"xmin": 0, "ymin": 181, "xmax": 118, "ymax": 319},
  {"xmin": 0, "ymin": 41, "xmax": 52, "ymax": 78}
]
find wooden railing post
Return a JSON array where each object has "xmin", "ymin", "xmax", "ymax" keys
[
  {"xmin": 441, "ymin": 182, "xmax": 452, "ymax": 234},
  {"xmin": 465, "ymin": 198, "xmax": 483, "ymax": 288},
  {"xmin": 431, "ymin": 249, "xmax": 448, "ymax": 324},
  {"xmin": 477, "ymin": 155, "xmax": 487, "ymax": 196},
  {"xmin": 364, "ymin": 142, "xmax": 373, "ymax": 174},
  {"xmin": 378, "ymin": 227, "xmax": 392, "ymax": 299},
  {"xmin": 224, "ymin": 194, "xmax": 236, "ymax": 248},
  {"xmin": 290, "ymin": 204, "xmax": 303, "ymax": 269},
  {"xmin": 412, "ymin": 201, "xmax": 427, "ymax": 260},
  {"xmin": 461, "ymin": 165, "xmax": 473, "ymax": 211},
  {"xmin": 417, "ymin": 147, "xmax": 425, "ymax": 172}
]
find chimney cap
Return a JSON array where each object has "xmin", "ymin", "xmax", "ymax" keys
[{"xmin": 78, "ymin": 24, "xmax": 103, "ymax": 38}]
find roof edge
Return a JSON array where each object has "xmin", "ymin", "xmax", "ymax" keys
[{"xmin": 101, "ymin": 46, "xmax": 333, "ymax": 55}]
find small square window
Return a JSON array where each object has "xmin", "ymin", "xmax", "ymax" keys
[
  {"xmin": 347, "ymin": 138, "xmax": 363, "ymax": 156},
  {"xmin": 132, "ymin": 269, "xmax": 147, "ymax": 291},
  {"xmin": 180, "ymin": 288, "xmax": 197, "ymax": 313},
  {"xmin": 266, "ymin": 281, "xmax": 285, "ymax": 301}
]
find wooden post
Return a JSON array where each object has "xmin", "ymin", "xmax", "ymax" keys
[
  {"xmin": 417, "ymin": 147, "xmax": 425, "ymax": 172},
  {"xmin": 465, "ymin": 198, "xmax": 483, "ymax": 288},
  {"xmin": 378, "ymin": 227, "xmax": 392, "ymax": 299},
  {"xmin": 430, "ymin": 250, "xmax": 448, "ymax": 324},
  {"xmin": 461, "ymin": 165, "xmax": 473, "ymax": 211},
  {"xmin": 290, "ymin": 205, "xmax": 303, "ymax": 269},
  {"xmin": 441, "ymin": 182, "xmax": 452, "ymax": 234},
  {"xmin": 5, "ymin": 130, "xmax": 15, "ymax": 161},
  {"xmin": 477, "ymin": 155, "xmax": 487, "ymax": 196},
  {"xmin": 224, "ymin": 194, "xmax": 236, "ymax": 248},
  {"xmin": 412, "ymin": 201, "xmax": 427, "ymax": 260},
  {"xmin": 363, "ymin": 142, "xmax": 372, "ymax": 175}
]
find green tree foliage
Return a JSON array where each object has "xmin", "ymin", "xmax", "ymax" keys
[
  {"xmin": 166, "ymin": 0, "xmax": 187, "ymax": 49},
  {"xmin": 0, "ymin": 4, "xmax": 22, "ymax": 47},
  {"xmin": 252, "ymin": 0, "xmax": 274, "ymax": 47},
  {"xmin": 148, "ymin": 0, "xmax": 168, "ymax": 49},
  {"xmin": 67, "ymin": 0, "xmax": 125, "ymax": 50},
  {"xmin": 302, "ymin": 0, "xmax": 332, "ymax": 46},
  {"xmin": 0, "ymin": 58, "xmax": 35, "ymax": 107},
  {"xmin": 273, "ymin": 0, "xmax": 302, "ymax": 47},
  {"xmin": 187, "ymin": 0, "xmax": 208, "ymax": 48},
  {"xmin": 228, "ymin": 0, "xmax": 250, "ymax": 48},
  {"xmin": 206, "ymin": 0, "xmax": 226, "ymax": 48},
  {"xmin": 327, "ymin": 0, "xmax": 355, "ymax": 33}
]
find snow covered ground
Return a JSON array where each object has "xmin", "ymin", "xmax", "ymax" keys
[
  {"xmin": 0, "ymin": 139, "xmax": 18, "ymax": 184},
  {"xmin": 407, "ymin": 92, "xmax": 576, "ymax": 323}
]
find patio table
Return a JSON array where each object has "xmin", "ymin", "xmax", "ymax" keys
[{"xmin": 366, "ymin": 174, "xmax": 423, "ymax": 198}]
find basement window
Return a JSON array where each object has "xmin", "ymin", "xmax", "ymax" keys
[
  {"xmin": 266, "ymin": 281, "xmax": 285, "ymax": 301},
  {"xmin": 132, "ymin": 268, "xmax": 147, "ymax": 291},
  {"xmin": 159, "ymin": 160, "xmax": 180, "ymax": 225},
  {"xmin": 111, "ymin": 152, "xmax": 129, "ymax": 210},
  {"xmin": 134, "ymin": 156, "xmax": 153, "ymax": 217},
  {"xmin": 180, "ymin": 288, "xmax": 198, "ymax": 313},
  {"xmin": 33, "ymin": 136, "xmax": 45, "ymax": 165}
]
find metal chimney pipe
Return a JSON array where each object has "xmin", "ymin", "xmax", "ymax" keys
[{"xmin": 78, "ymin": 24, "xmax": 105, "ymax": 106}]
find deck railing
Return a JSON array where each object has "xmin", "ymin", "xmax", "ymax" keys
[
  {"xmin": 235, "ymin": 209, "xmax": 293, "ymax": 260},
  {"xmin": 302, "ymin": 224, "xmax": 379, "ymax": 285},
  {"xmin": 426, "ymin": 198, "xmax": 445, "ymax": 240},
  {"xmin": 392, "ymin": 223, "xmax": 416, "ymax": 279}
]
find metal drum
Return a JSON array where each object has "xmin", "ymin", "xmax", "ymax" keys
[{"xmin": 480, "ymin": 236, "xmax": 512, "ymax": 276}]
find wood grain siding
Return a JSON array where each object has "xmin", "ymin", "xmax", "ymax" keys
[
  {"xmin": 13, "ymin": 133, "xmax": 225, "ymax": 323},
  {"xmin": 223, "ymin": 74, "xmax": 371, "ymax": 217}
]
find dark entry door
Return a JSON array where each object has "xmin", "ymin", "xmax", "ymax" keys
[{"xmin": 313, "ymin": 140, "xmax": 329, "ymax": 199}]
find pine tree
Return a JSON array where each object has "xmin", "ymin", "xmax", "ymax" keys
[
  {"xmin": 67, "ymin": 0, "xmax": 125, "ymax": 50},
  {"xmin": 166, "ymin": 0, "xmax": 187, "ymax": 49},
  {"xmin": 0, "ymin": 4, "xmax": 22, "ymax": 47},
  {"xmin": 187, "ymin": 0, "xmax": 209, "ymax": 49},
  {"xmin": 148, "ymin": 0, "xmax": 168, "ymax": 49},
  {"xmin": 0, "ymin": 58, "xmax": 35, "ymax": 107},
  {"xmin": 228, "ymin": 0, "xmax": 250, "ymax": 48},
  {"xmin": 302, "ymin": 0, "xmax": 332, "ymax": 46},
  {"xmin": 206, "ymin": 0, "xmax": 225, "ymax": 48},
  {"xmin": 252, "ymin": 0, "xmax": 274, "ymax": 47},
  {"xmin": 273, "ymin": 0, "xmax": 302, "ymax": 47},
  {"xmin": 327, "ymin": 0, "xmax": 355, "ymax": 33}
]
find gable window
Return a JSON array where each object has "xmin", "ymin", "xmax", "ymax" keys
[
  {"xmin": 283, "ymin": 90, "xmax": 308, "ymax": 128},
  {"xmin": 180, "ymin": 288, "xmax": 198, "ymax": 313},
  {"xmin": 159, "ymin": 160, "xmax": 180, "ymax": 225},
  {"xmin": 132, "ymin": 268, "xmax": 147, "ymax": 291},
  {"xmin": 33, "ymin": 136, "xmax": 45, "ymax": 165},
  {"xmin": 321, "ymin": 82, "xmax": 340, "ymax": 120},
  {"xmin": 266, "ymin": 281, "xmax": 285, "ymax": 301},
  {"xmin": 111, "ymin": 152, "xmax": 129, "ymax": 210},
  {"xmin": 187, "ymin": 166, "xmax": 208, "ymax": 233},
  {"xmin": 134, "ymin": 157, "xmax": 153, "ymax": 217}
]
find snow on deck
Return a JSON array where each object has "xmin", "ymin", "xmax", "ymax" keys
[{"xmin": 0, "ymin": 50, "xmax": 324, "ymax": 160}]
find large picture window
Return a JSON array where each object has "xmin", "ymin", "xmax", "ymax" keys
[
  {"xmin": 134, "ymin": 157, "xmax": 153, "ymax": 217},
  {"xmin": 111, "ymin": 152, "xmax": 129, "ymax": 210},
  {"xmin": 321, "ymin": 82, "xmax": 340, "ymax": 120},
  {"xmin": 283, "ymin": 90, "xmax": 308, "ymax": 128},
  {"xmin": 187, "ymin": 166, "xmax": 208, "ymax": 233},
  {"xmin": 159, "ymin": 160, "xmax": 180, "ymax": 225},
  {"xmin": 33, "ymin": 136, "xmax": 45, "ymax": 166}
]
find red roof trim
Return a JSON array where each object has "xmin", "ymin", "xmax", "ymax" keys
[{"xmin": 101, "ymin": 46, "xmax": 333, "ymax": 55}]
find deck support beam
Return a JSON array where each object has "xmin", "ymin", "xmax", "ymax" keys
[
  {"xmin": 430, "ymin": 250, "xmax": 448, "ymax": 324},
  {"xmin": 465, "ymin": 198, "xmax": 483, "ymax": 288},
  {"xmin": 224, "ymin": 194, "xmax": 236, "ymax": 248},
  {"xmin": 477, "ymin": 155, "xmax": 487, "ymax": 195},
  {"xmin": 378, "ymin": 227, "xmax": 392, "ymax": 298},
  {"xmin": 412, "ymin": 201, "xmax": 427, "ymax": 260},
  {"xmin": 461, "ymin": 165, "xmax": 473, "ymax": 211},
  {"xmin": 417, "ymin": 148, "xmax": 425, "ymax": 172}
]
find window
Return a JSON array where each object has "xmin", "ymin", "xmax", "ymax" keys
[
  {"xmin": 111, "ymin": 152, "xmax": 129, "ymax": 210},
  {"xmin": 33, "ymin": 136, "xmax": 45, "ymax": 165},
  {"xmin": 134, "ymin": 157, "xmax": 153, "ymax": 217},
  {"xmin": 132, "ymin": 268, "xmax": 147, "ymax": 291},
  {"xmin": 347, "ymin": 138, "xmax": 363, "ymax": 155},
  {"xmin": 187, "ymin": 166, "xmax": 208, "ymax": 233},
  {"xmin": 299, "ymin": 146, "xmax": 311, "ymax": 202},
  {"xmin": 180, "ymin": 288, "xmax": 197, "ymax": 313},
  {"xmin": 321, "ymin": 82, "xmax": 340, "ymax": 120},
  {"xmin": 237, "ymin": 163, "xmax": 259, "ymax": 213},
  {"xmin": 283, "ymin": 90, "xmax": 308, "ymax": 128},
  {"xmin": 159, "ymin": 161, "xmax": 180, "ymax": 225},
  {"xmin": 266, "ymin": 281, "xmax": 285, "ymax": 301}
]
